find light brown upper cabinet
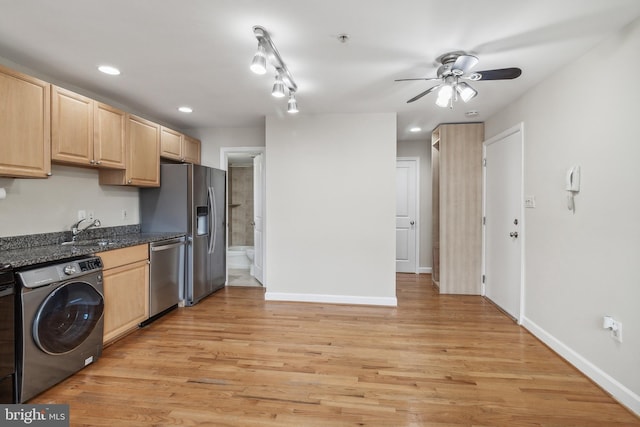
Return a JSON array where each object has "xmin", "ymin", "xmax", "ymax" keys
[
  {"xmin": 51, "ymin": 86, "xmax": 126, "ymax": 169},
  {"xmin": 0, "ymin": 64, "xmax": 51, "ymax": 178},
  {"xmin": 160, "ymin": 126, "xmax": 183, "ymax": 161},
  {"xmin": 160, "ymin": 126, "xmax": 201, "ymax": 164},
  {"xmin": 183, "ymin": 135, "xmax": 201, "ymax": 164},
  {"xmin": 432, "ymin": 123, "xmax": 484, "ymax": 295},
  {"xmin": 99, "ymin": 114, "xmax": 160, "ymax": 187}
]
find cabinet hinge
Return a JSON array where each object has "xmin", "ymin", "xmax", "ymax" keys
[
  {"xmin": 483, "ymin": 216, "xmax": 486, "ymax": 225},
  {"xmin": 483, "ymin": 158, "xmax": 487, "ymax": 167}
]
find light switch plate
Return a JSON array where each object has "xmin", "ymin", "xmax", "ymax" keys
[{"xmin": 524, "ymin": 195, "xmax": 536, "ymax": 208}]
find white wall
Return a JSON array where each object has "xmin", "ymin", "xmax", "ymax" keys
[
  {"xmin": 189, "ymin": 125, "xmax": 265, "ymax": 168},
  {"xmin": 486, "ymin": 17, "xmax": 640, "ymax": 413},
  {"xmin": 0, "ymin": 165, "xmax": 139, "ymax": 237},
  {"xmin": 397, "ymin": 139, "xmax": 432, "ymax": 272},
  {"xmin": 265, "ymin": 113, "xmax": 397, "ymax": 305}
]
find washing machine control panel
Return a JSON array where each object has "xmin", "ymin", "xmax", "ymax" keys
[
  {"xmin": 17, "ymin": 256, "xmax": 104, "ymax": 289},
  {"xmin": 78, "ymin": 257, "xmax": 103, "ymax": 272}
]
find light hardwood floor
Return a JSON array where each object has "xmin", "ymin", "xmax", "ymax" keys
[{"xmin": 32, "ymin": 274, "xmax": 639, "ymax": 426}]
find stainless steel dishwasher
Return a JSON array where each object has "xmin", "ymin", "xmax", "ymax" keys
[{"xmin": 146, "ymin": 237, "xmax": 186, "ymax": 323}]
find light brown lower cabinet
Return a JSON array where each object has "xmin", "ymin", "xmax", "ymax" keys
[{"xmin": 100, "ymin": 244, "xmax": 149, "ymax": 345}]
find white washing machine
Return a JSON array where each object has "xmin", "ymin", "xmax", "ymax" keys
[{"xmin": 16, "ymin": 256, "xmax": 104, "ymax": 402}]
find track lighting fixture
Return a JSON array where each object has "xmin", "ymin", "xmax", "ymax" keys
[
  {"xmin": 271, "ymin": 74, "xmax": 286, "ymax": 98},
  {"xmin": 250, "ymin": 25, "xmax": 299, "ymax": 112},
  {"xmin": 287, "ymin": 93, "xmax": 298, "ymax": 114},
  {"xmin": 250, "ymin": 44, "xmax": 267, "ymax": 75}
]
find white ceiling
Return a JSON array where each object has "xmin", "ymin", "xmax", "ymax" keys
[{"xmin": 1, "ymin": 0, "xmax": 639, "ymax": 141}]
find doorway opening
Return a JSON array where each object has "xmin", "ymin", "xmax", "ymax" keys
[{"xmin": 220, "ymin": 147, "xmax": 266, "ymax": 287}]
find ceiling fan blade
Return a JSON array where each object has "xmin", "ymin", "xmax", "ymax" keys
[
  {"xmin": 407, "ymin": 85, "xmax": 441, "ymax": 103},
  {"xmin": 394, "ymin": 77, "xmax": 440, "ymax": 82},
  {"xmin": 469, "ymin": 67, "xmax": 522, "ymax": 81},
  {"xmin": 451, "ymin": 54, "xmax": 479, "ymax": 75}
]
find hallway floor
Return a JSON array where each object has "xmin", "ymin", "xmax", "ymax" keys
[{"xmin": 227, "ymin": 268, "xmax": 262, "ymax": 287}]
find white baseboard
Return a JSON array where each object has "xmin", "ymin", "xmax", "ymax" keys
[
  {"xmin": 522, "ymin": 316, "xmax": 640, "ymax": 415},
  {"xmin": 418, "ymin": 267, "xmax": 432, "ymax": 274},
  {"xmin": 264, "ymin": 292, "xmax": 398, "ymax": 307}
]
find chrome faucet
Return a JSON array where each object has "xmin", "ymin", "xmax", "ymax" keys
[{"xmin": 71, "ymin": 218, "xmax": 101, "ymax": 241}]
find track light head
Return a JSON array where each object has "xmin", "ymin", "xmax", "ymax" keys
[
  {"xmin": 272, "ymin": 74, "xmax": 286, "ymax": 98},
  {"xmin": 250, "ymin": 43, "xmax": 267, "ymax": 75},
  {"xmin": 287, "ymin": 93, "xmax": 298, "ymax": 114}
]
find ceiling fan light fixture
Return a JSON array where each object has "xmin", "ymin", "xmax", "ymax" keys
[
  {"xmin": 272, "ymin": 74, "xmax": 286, "ymax": 98},
  {"xmin": 250, "ymin": 43, "xmax": 267, "ymax": 75},
  {"xmin": 436, "ymin": 84, "xmax": 453, "ymax": 108},
  {"xmin": 468, "ymin": 72, "xmax": 482, "ymax": 81},
  {"xmin": 456, "ymin": 82, "xmax": 477, "ymax": 103},
  {"xmin": 287, "ymin": 93, "xmax": 298, "ymax": 113}
]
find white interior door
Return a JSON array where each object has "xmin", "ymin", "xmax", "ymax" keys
[
  {"xmin": 483, "ymin": 125, "xmax": 523, "ymax": 321},
  {"xmin": 253, "ymin": 153, "xmax": 265, "ymax": 284},
  {"xmin": 396, "ymin": 158, "xmax": 418, "ymax": 273}
]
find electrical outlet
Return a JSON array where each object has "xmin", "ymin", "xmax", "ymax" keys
[
  {"xmin": 603, "ymin": 316, "xmax": 623, "ymax": 343},
  {"xmin": 77, "ymin": 210, "xmax": 86, "ymax": 221},
  {"xmin": 612, "ymin": 321, "xmax": 623, "ymax": 343}
]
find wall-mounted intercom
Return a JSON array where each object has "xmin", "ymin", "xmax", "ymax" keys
[{"xmin": 566, "ymin": 165, "xmax": 581, "ymax": 192}]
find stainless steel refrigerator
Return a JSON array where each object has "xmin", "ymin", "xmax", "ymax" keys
[{"xmin": 140, "ymin": 163, "xmax": 226, "ymax": 306}]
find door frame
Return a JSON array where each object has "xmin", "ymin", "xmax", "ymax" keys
[
  {"xmin": 482, "ymin": 123, "xmax": 525, "ymax": 323},
  {"xmin": 220, "ymin": 146, "xmax": 267, "ymax": 287},
  {"xmin": 396, "ymin": 157, "xmax": 420, "ymax": 274}
]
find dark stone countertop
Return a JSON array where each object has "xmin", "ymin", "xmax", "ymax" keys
[{"xmin": 1, "ymin": 226, "xmax": 185, "ymax": 269}]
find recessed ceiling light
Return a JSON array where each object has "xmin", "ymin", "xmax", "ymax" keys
[
  {"xmin": 409, "ymin": 127, "xmax": 422, "ymax": 133},
  {"xmin": 98, "ymin": 65, "xmax": 121, "ymax": 76},
  {"xmin": 178, "ymin": 106, "xmax": 193, "ymax": 113}
]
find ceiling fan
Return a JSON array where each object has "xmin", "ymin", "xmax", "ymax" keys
[{"xmin": 395, "ymin": 51, "xmax": 521, "ymax": 108}]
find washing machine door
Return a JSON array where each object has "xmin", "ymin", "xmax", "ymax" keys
[{"xmin": 33, "ymin": 281, "xmax": 104, "ymax": 355}]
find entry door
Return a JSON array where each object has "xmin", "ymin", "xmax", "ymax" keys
[
  {"xmin": 253, "ymin": 153, "xmax": 265, "ymax": 284},
  {"xmin": 483, "ymin": 125, "xmax": 523, "ymax": 321},
  {"xmin": 396, "ymin": 158, "xmax": 418, "ymax": 273}
]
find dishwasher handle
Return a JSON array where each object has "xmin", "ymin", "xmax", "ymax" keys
[{"xmin": 150, "ymin": 239, "xmax": 186, "ymax": 252}]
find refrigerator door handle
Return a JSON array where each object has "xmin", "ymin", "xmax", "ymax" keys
[{"xmin": 207, "ymin": 186, "xmax": 217, "ymax": 255}]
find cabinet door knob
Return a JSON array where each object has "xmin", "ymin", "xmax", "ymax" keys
[
  {"xmin": 89, "ymin": 159, "xmax": 95, "ymax": 164},
  {"xmin": 127, "ymin": 179, "xmax": 132, "ymax": 184}
]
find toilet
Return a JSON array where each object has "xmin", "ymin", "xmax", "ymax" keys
[{"xmin": 245, "ymin": 248, "xmax": 255, "ymax": 276}]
